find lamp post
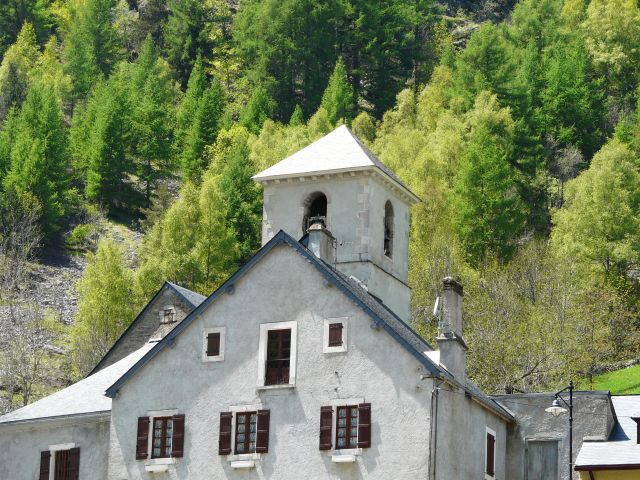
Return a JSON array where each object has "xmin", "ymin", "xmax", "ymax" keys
[{"xmin": 545, "ymin": 381, "xmax": 574, "ymax": 479}]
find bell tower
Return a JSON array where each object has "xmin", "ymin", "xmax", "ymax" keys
[{"xmin": 252, "ymin": 126, "xmax": 420, "ymax": 321}]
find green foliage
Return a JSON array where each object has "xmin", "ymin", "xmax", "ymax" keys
[
  {"xmin": 320, "ymin": 58, "xmax": 354, "ymax": 125},
  {"xmin": 3, "ymin": 83, "xmax": 69, "ymax": 238},
  {"xmin": 72, "ymin": 238, "xmax": 137, "ymax": 376},
  {"xmin": 592, "ymin": 364, "xmax": 640, "ymax": 394},
  {"xmin": 240, "ymin": 86, "xmax": 275, "ymax": 135},
  {"xmin": 289, "ymin": 105, "xmax": 304, "ymax": 127},
  {"xmin": 0, "ymin": 0, "xmax": 51, "ymax": 58}
]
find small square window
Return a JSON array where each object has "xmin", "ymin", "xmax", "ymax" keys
[
  {"xmin": 203, "ymin": 327, "xmax": 225, "ymax": 362},
  {"xmin": 161, "ymin": 307, "xmax": 175, "ymax": 324},
  {"xmin": 323, "ymin": 318, "xmax": 347, "ymax": 353}
]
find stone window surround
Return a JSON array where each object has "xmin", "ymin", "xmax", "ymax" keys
[
  {"xmin": 144, "ymin": 409, "xmax": 179, "ymax": 471},
  {"xmin": 257, "ymin": 320, "xmax": 298, "ymax": 389},
  {"xmin": 323, "ymin": 318, "xmax": 348, "ymax": 354},
  {"xmin": 485, "ymin": 426, "xmax": 496, "ymax": 480},
  {"xmin": 227, "ymin": 403, "xmax": 265, "ymax": 469},
  {"xmin": 160, "ymin": 305, "xmax": 176, "ymax": 324},
  {"xmin": 202, "ymin": 327, "xmax": 226, "ymax": 362},
  {"xmin": 46, "ymin": 443, "xmax": 76, "ymax": 480}
]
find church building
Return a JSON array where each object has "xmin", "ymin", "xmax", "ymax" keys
[{"xmin": 0, "ymin": 126, "xmax": 632, "ymax": 480}]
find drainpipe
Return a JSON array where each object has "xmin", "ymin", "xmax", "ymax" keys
[{"xmin": 429, "ymin": 378, "xmax": 443, "ymax": 480}]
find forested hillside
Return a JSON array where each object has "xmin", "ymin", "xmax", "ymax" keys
[{"xmin": 1, "ymin": 0, "xmax": 639, "ymax": 413}]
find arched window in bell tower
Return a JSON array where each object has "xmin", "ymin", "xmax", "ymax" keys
[
  {"xmin": 303, "ymin": 192, "xmax": 327, "ymax": 232},
  {"xmin": 384, "ymin": 200, "xmax": 394, "ymax": 258}
]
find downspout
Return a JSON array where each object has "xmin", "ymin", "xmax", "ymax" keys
[{"xmin": 429, "ymin": 378, "xmax": 444, "ymax": 480}]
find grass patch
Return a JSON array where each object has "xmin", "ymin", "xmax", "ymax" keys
[{"xmin": 592, "ymin": 364, "xmax": 640, "ymax": 394}]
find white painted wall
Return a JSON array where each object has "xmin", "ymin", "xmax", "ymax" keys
[
  {"xmin": 0, "ymin": 416, "xmax": 110, "ymax": 479},
  {"xmin": 108, "ymin": 245, "xmax": 433, "ymax": 480}
]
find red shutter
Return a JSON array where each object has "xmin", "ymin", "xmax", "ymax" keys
[
  {"xmin": 486, "ymin": 432, "xmax": 495, "ymax": 476},
  {"xmin": 207, "ymin": 332, "xmax": 221, "ymax": 356},
  {"xmin": 39, "ymin": 451, "xmax": 51, "ymax": 480},
  {"xmin": 319, "ymin": 406, "xmax": 333, "ymax": 450},
  {"xmin": 328, "ymin": 323, "xmax": 343, "ymax": 347},
  {"xmin": 172, "ymin": 414, "xmax": 185, "ymax": 458},
  {"xmin": 219, "ymin": 412, "xmax": 233, "ymax": 455},
  {"xmin": 136, "ymin": 417, "xmax": 150, "ymax": 459},
  {"xmin": 357, "ymin": 403, "xmax": 371, "ymax": 448},
  {"xmin": 256, "ymin": 410, "xmax": 270, "ymax": 453},
  {"xmin": 66, "ymin": 447, "xmax": 80, "ymax": 480}
]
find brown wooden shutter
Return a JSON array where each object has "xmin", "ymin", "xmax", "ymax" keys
[
  {"xmin": 136, "ymin": 417, "xmax": 150, "ymax": 459},
  {"xmin": 39, "ymin": 451, "xmax": 51, "ymax": 480},
  {"xmin": 319, "ymin": 406, "xmax": 333, "ymax": 450},
  {"xmin": 66, "ymin": 447, "xmax": 80, "ymax": 480},
  {"xmin": 171, "ymin": 414, "xmax": 185, "ymax": 458},
  {"xmin": 486, "ymin": 432, "xmax": 495, "ymax": 476},
  {"xmin": 328, "ymin": 323, "xmax": 343, "ymax": 346},
  {"xmin": 256, "ymin": 409, "xmax": 270, "ymax": 453},
  {"xmin": 219, "ymin": 412, "xmax": 233, "ymax": 455},
  {"xmin": 207, "ymin": 332, "xmax": 221, "ymax": 356},
  {"xmin": 357, "ymin": 403, "xmax": 371, "ymax": 448}
]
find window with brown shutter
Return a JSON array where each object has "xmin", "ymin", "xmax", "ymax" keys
[
  {"xmin": 486, "ymin": 431, "xmax": 495, "ymax": 476},
  {"xmin": 336, "ymin": 405, "xmax": 359, "ymax": 449},
  {"xmin": 152, "ymin": 417, "xmax": 174, "ymax": 458},
  {"xmin": 256, "ymin": 410, "xmax": 270, "ymax": 453},
  {"xmin": 66, "ymin": 448, "xmax": 80, "ymax": 480},
  {"xmin": 328, "ymin": 323, "xmax": 343, "ymax": 347},
  {"xmin": 357, "ymin": 403, "xmax": 371, "ymax": 448},
  {"xmin": 171, "ymin": 414, "xmax": 185, "ymax": 458},
  {"xmin": 207, "ymin": 332, "xmax": 221, "ymax": 357},
  {"xmin": 136, "ymin": 417, "xmax": 150, "ymax": 459},
  {"xmin": 235, "ymin": 411, "xmax": 257, "ymax": 454},
  {"xmin": 55, "ymin": 450, "xmax": 69, "ymax": 480},
  {"xmin": 319, "ymin": 406, "xmax": 333, "ymax": 450},
  {"xmin": 265, "ymin": 329, "xmax": 291, "ymax": 385},
  {"xmin": 219, "ymin": 412, "xmax": 233, "ymax": 455},
  {"xmin": 39, "ymin": 451, "xmax": 51, "ymax": 480}
]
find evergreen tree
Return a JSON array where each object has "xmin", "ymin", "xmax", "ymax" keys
[
  {"xmin": 3, "ymin": 83, "xmax": 68, "ymax": 238},
  {"xmin": 240, "ymin": 86, "xmax": 275, "ymax": 135},
  {"xmin": 175, "ymin": 55, "xmax": 207, "ymax": 152},
  {"xmin": 0, "ymin": 0, "xmax": 51, "ymax": 58},
  {"xmin": 72, "ymin": 238, "xmax": 137, "ymax": 376},
  {"xmin": 320, "ymin": 58, "xmax": 354, "ymax": 125},
  {"xmin": 452, "ymin": 93, "xmax": 528, "ymax": 264},
  {"xmin": 182, "ymin": 80, "xmax": 225, "ymax": 181},
  {"xmin": 289, "ymin": 105, "xmax": 304, "ymax": 126},
  {"xmin": 64, "ymin": 0, "xmax": 120, "ymax": 99},
  {"xmin": 0, "ymin": 108, "xmax": 18, "ymax": 183}
]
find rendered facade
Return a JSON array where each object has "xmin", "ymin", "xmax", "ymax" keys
[{"xmin": 0, "ymin": 126, "xmax": 632, "ymax": 480}]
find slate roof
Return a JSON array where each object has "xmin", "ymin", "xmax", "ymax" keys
[
  {"xmin": 89, "ymin": 282, "xmax": 205, "ymax": 375},
  {"xmin": 252, "ymin": 125, "xmax": 420, "ymax": 203},
  {"xmin": 575, "ymin": 394, "xmax": 640, "ymax": 470},
  {"xmin": 105, "ymin": 231, "xmax": 513, "ymax": 422},
  {"xmin": 0, "ymin": 343, "xmax": 154, "ymax": 426}
]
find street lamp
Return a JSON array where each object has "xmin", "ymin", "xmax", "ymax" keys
[{"xmin": 546, "ymin": 381, "xmax": 574, "ymax": 479}]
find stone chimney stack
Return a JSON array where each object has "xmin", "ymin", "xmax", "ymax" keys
[
  {"xmin": 437, "ymin": 277, "xmax": 467, "ymax": 380},
  {"xmin": 306, "ymin": 222, "xmax": 336, "ymax": 266}
]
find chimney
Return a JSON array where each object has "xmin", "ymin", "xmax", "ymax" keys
[
  {"xmin": 306, "ymin": 222, "xmax": 336, "ymax": 265},
  {"xmin": 436, "ymin": 277, "xmax": 467, "ymax": 380}
]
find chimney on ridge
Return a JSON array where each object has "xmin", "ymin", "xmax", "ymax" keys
[{"xmin": 436, "ymin": 277, "xmax": 467, "ymax": 380}]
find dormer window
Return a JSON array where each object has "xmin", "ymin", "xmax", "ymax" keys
[
  {"xmin": 303, "ymin": 192, "xmax": 327, "ymax": 232},
  {"xmin": 384, "ymin": 201, "xmax": 394, "ymax": 258}
]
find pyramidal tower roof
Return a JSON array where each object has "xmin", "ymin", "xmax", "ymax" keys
[{"xmin": 252, "ymin": 125, "xmax": 419, "ymax": 203}]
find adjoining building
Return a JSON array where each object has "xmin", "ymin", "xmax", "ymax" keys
[{"xmin": 0, "ymin": 126, "xmax": 629, "ymax": 479}]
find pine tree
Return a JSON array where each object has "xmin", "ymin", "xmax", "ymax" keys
[
  {"xmin": 3, "ymin": 83, "xmax": 68, "ymax": 238},
  {"xmin": 182, "ymin": 80, "xmax": 224, "ymax": 181},
  {"xmin": 240, "ymin": 86, "xmax": 275, "ymax": 135},
  {"xmin": 289, "ymin": 104, "xmax": 304, "ymax": 126},
  {"xmin": 320, "ymin": 58, "xmax": 354, "ymax": 125},
  {"xmin": 0, "ymin": 0, "xmax": 52, "ymax": 58},
  {"xmin": 175, "ymin": 55, "xmax": 207, "ymax": 151}
]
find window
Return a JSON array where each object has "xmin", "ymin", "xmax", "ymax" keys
[
  {"xmin": 202, "ymin": 327, "xmax": 225, "ymax": 362},
  {"xmin": 384, "ymin": 201, "xmax": 394, "ymax": 258},
  {"xmin": 323, "ymin": 318, "xmax": 347, "ymax": 353},
  {"xmin": 266, "ymin": 329, "xmax": 290, "ymax": 385},
  {"xmin": 485, "ymin": 428, "xmax": 496, "ymax": 478},
  {"xmin": 257, "ymin": 321, "xmax": 297, "ymax": 387},
  {"xmin": 319, "ymin": 403, "xmax": 371, "ymax": 451},
  {"xmin": 136, "ymin": 414, "xmax": 185, "ymax": 461},
  {"xmin": 161, "ymin": 307, "xmax": 175, "ymax": 324},
  {"xmin": 303, "ymin": 192, "xmax": 328, "ymax": 232},
  {"xmin": 39, "ymin": 445, "xmax": 80, "ymax": 480},
  {"xmin": 219, "ymin": 409, "xmax": 270, "ymax": 456}
]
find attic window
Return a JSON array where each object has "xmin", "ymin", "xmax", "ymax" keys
[
  {"xmin": 203, "ymin": 327, "xmax": 225, "ymax": 362},
  {"xmin": 162, "ymin": 307, "xmax": 175, "ymax": 324},
  {"xmin": 303, "ymin": 192, "xmax": 327, "ymax": 232},
  {"xmin": 384, "ymin": 201, "xmax": 394, "ymax": 258},
  {"xmin": 323, "ymin": 318, "xmax": 347, "ymax": 353}
]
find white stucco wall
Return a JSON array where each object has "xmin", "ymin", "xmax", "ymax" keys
[
  {"xmin": 108, "ymin": 245, "xmax": 434, "ymax": 480},
  {"xmin": 0, "ymin": 416, "xmax": 110, "ymax": 479}
]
